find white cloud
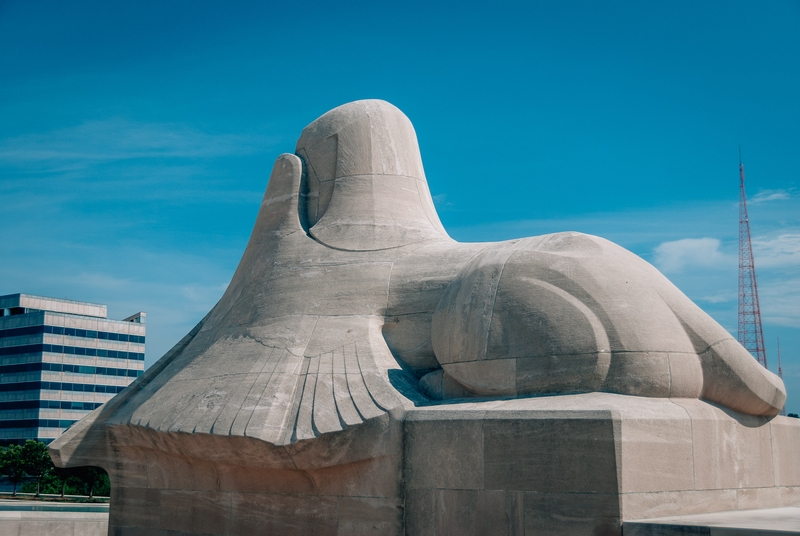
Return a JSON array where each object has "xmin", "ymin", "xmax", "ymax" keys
[
  {"xmin": 751, "ymin": 189, "xmax": 791, "ymax": 204},
  {"xmin": 782, "ymin": 361, "xmax": 800, "ymax": 380},
  {"xmin": 0, "ymin": 119, "xmax": 271, "ymax": 208},
  {"xmin": 445, "ymin": 200, "xmax": 740, "ymax": 252},
  {"xmin": 759, "ymin": 278, "xmax": 800, "ymax": 328},
  {"xmin": 432, "ymin": 193, "xmax": 453, "ymax": 209},
  {"xmin": 0, "ymin": 243, "xmax": 236, "ymax": 367},
  {"xmin": 653, "ymin": 237, "xmax": 733, "ymax": 273},
  {"xmin": 753, "ymin": 233, "xmax": 800, "ymax": 268},
  {"xmin": 181, "ymin": 282, "xmax": 229, "ymax": 304},
  {"xmin": 700, "ymin": 291, "xmax": 737, "ymax": 304},
  {"xmin": 71, "ymin": 272, "xmax": 135, "ymax": 291},
  {"xmin": 0, "ymin": 118, "xmax": 278, "ymax": 166}
]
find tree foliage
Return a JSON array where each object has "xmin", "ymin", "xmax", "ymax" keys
[
  {"xmin": 21, "ymin": 440, "xmax": 52, "ymax": 496},
  {"xmin": 0, "ymin": 444, "xmax": 26, "ymax": 495},
  {"xmin": 0, "ymin": 441, "xmax": 109, "ymax": 499}
]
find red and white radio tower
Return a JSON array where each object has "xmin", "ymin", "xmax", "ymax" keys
[{"xmin": 737, "ymin": 149, "xmax": 767, "ymax": 368}]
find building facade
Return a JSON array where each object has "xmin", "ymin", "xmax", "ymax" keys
[{"xmin": 0, "ymin": 294, "xmax": 145, "ymax": 445}]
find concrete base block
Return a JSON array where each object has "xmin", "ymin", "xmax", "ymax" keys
[
  {"xmin": 56, "ymin": 393, "xmax": 799, "ymax": 535},
  {"xmin": 101, "ymin": 414, "xmax": 406, "ymax": 536},
  {"xmin": 404, "ymin": 394, "xmax": 800, "ymax": 536},
  {"xmin": 624, "ymin": 506, "xmax": 800, "ymax": 535}
]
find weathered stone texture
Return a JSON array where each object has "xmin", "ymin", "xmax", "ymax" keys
[{"xmin": 405, "ymin": 395, "xmax": 800, "ymax": 535}]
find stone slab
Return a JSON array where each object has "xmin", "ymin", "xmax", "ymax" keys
[
  {"xmin": 404, "ymin": 395, "xmax": 800, "ymax": 535},
  {"xmin": 0, "ymin": 500, "xmax": 108, "ymax": 512},
  {"xmin": 624, "ymin": 506, "xmax": 800, "ymax": 535},
  {"xmin": 0, "ymin": 501, "xmax": 108, "ymax": 536}
]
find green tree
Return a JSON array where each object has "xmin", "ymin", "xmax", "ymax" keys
[
  {"xmin": 3, "ymin": 440, "xmax": 110, "ymax": 500},
  {"xmin": 22, "ymin": 465, "xmax": 91, "ymax": 496},
  {"xmin": 21, "ymin": 440, "xmax": 52, "ymax": 497},
  {"xmin": 74, "ymin": 466, "xmax": 109, "ymax": 498},
  {"xmin": 0, "ymin": 444, "xmax": 27, "ymax": 496},
  {"xmin": 52, "ymin": 466, "xmax": 83, "ymax": 497}
]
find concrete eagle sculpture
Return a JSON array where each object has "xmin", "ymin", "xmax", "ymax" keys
[{"xmin": 50, "ymin": 100, "xmax": 787, "ymax": 535}]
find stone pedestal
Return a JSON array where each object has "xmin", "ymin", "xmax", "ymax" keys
[
  {"xmin": 54, "ymin": 411, "xmax": 407, "ymax": 535},
  {"xmin": 53, "ymin": 393, "xmax": 800, "ymax": 535},
  {"xmin": 48, "ymin": 99, "xmax": 795, "ymax": 536},
  {"xmin": 404, "ymin": 393, "xmax": 800, "ymax": 535}
]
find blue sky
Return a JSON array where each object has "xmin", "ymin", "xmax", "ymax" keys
[{"xmin": 1, "ymin": 1, "xmax": 799, "ymax": 412}]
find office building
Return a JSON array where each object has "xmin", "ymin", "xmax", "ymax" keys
[{"xmin": 0, "ymin": 293, "xmax": 145, "ymax": 445}]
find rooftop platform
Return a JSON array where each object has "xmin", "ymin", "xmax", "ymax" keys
[{"xmin": 0, "ymin": 294, "xmax": 107, "ymax": 319}]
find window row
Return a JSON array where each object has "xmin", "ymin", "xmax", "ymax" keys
[
  {"xmin": 0, "ymin": 343, "xmax": 145, "ymax": 361},
  {"xmin": 0, "ymin": 381, "xmax": 127, "ymax": 394},
  {"xmin": 0, "ymin": 418, "xmax": 77, "ymax": 430},
  {"xmin": 0, "ymin": 400, "xmax": 104, "ymax": 411},
  {"xmin": 0, "ymin": 324, "xmax": 145, "ymax": 344},
  {"xmin": 0, "ymin": 362, "xmax": 143, "ymax": 378}
]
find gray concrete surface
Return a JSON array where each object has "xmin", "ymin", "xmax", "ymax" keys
[
  {"xmin": 0, "ymin": 500, "xmax": 108, "ymax": 536},
  {"xmin": 406, "ymin": 395, "xmax": 800, "ymax": 535},
  {"xmin": 0, "ymin": 500, "xmax": 108, "ymax": 512},
  {"xmin": 624, "ymin": 506, "xmax": 800, "ymax": 535}
]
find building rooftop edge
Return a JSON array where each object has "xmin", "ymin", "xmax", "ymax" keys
[
  {"xmin": 0, "ymin": 293, "xmax": 107, "ymax": 310},
  {"xmin": 40, "ymin": 310, "xmax": 148, "ymax": 327},
  {"xmin": 0, "ymin": 294, "xmax": 145, "ymax": 324}
]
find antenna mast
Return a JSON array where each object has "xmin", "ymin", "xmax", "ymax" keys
[{"xmin": 737, "ymin": 149, "xmax": 767, "ymax": 368}]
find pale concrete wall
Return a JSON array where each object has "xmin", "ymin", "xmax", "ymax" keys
[{"xmin": 404, "ymin": 394, "xmax": 800, "ymax": 536}]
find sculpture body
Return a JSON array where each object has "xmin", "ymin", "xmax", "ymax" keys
[{"xmin": 51, "ymin": 101, "xmax": 799, "ymax": 535}]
